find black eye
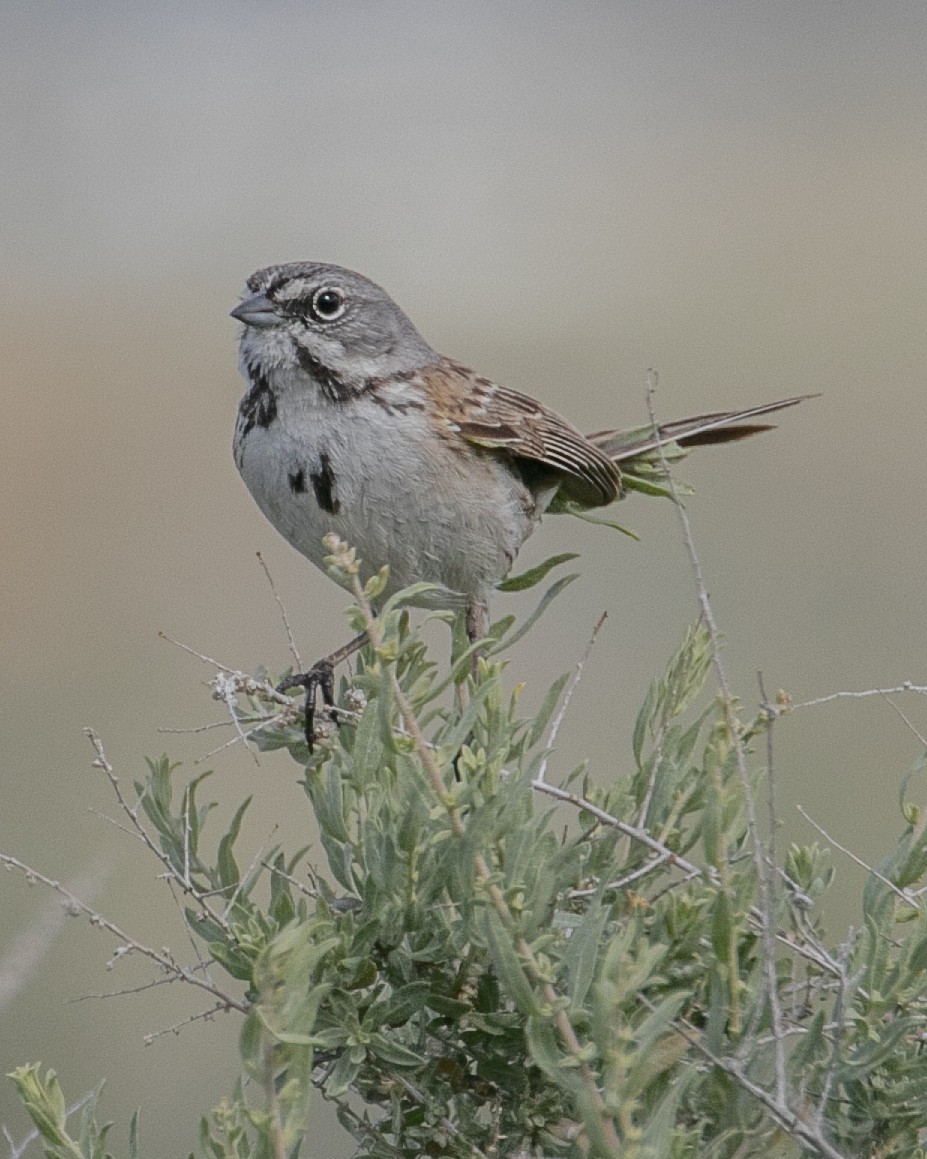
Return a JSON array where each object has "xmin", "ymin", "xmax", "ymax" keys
[{"xmin": 310, "ymin": 286, "xmax": 346, "ymax": 321}]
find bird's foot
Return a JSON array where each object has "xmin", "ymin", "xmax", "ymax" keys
[
  {"xmin": 277, "ymin": 661, "xmax": 337, "ymax": 753},
  {"xmin": 275, "ymin": 630, "xmax": 369, "ymax": 753}
]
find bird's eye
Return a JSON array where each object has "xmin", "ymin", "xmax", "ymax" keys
[{"xmin": 310, "ymin": 286, "xmax": 346, "ymax": 322}]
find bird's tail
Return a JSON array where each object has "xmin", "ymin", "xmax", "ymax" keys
[{"xmin": 586, "ymin": 395, "xmax": 813, "ymax": 497}]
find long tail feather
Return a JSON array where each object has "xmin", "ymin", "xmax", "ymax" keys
[{"xmin": 587, "ymin": 395, "xmax": 814, "ymax": 464}]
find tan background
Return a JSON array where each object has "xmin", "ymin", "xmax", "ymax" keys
[{"xmin": 2, "ymin": 3, "xmax": 926, "ymax": 1154}]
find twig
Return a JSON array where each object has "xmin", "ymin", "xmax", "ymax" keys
[
  {"xmin": 158, "ymin": 630, "xmax": 238, "ymax": 674},
  {"xmin": 392, "ymin": 1074, "xmax": 489, "ymax": 1158},
  {"xmin": 262, "ymin": 860, "xmax": 317, "ymax": 899},
  {"xmin": 157, "ymin": 719, "xmax": 233, "ymax": 735},
  {"xmin": 542, "ymin": 776, "xmax": 851, "ymax": 988},
  {"xmin": 143, "ymin": 1001, "xmax": 233, "ymax": 1045},
  {"xmin": 66, "ymin": 961, "xmax": 215, "ymax": 1003},
  {"xmin": 570, "ymin": 851, "xmax": 674, "ymax": 895},
  {"xmin": 165, "ymin": 876, "xmax": 214, "ymax": 984},
  {"xmin": 314, "ymin": 1091, "xmax": 403, "ymax": 1157},
  {"xmin": 646, "ymin": 381, "xmax": 788, "ymax": 1108},
  {"xmin": 194, "ymin": 708, "xmax": 289, "ymax": 763},
  {"xmin": 879, "ymin": 694, "xmax": 927, "ymax": 748},
  {"xmin": 86, "ymin": 729, "xmax": 237, "ymax": 938},
  {"xmin": 790, "ymin": 682, "xmax": 927, "ymax": 710},
  {"xmin": 813, "ymin": 938, "xmax": 859, "ymax": 1133},
  {"xmin": 0, "ymin": 852, "xmax": 246, "ymax": 1013},
  {"xmin": 532, "ymin": 778, "xmax": 706, "ymax": 882},
  {"xmin": 257, "ymin": 551, "xmax": 302, "ymax": 670},
  {"xmin": 637, "ymin": 994, "xmax": 852, "ymax": 1159},
  {"xmin": 536, "ymin": 611, "xmax": 607, "ymax": 784},
  {"xmin": 159, "ymin": 635, "xmax": 299, "ymax": 723},
  {"xmin": 796, "ymin": 805, "xmax": 920, "ymax": 910},
  {"xmin": 0, "ymin": 851, "xmax": 112, "ymax": 1014},
  {"xmin": 211, "ymin": 673, "xmax": 263, "ymax": 766}
]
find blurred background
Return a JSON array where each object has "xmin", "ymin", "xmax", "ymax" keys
[{"xmin": 2, "ymin": 2, "xmax": 926, "ymax": 1153}]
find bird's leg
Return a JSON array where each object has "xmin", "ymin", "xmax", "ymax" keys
[
  {"xmin": 453, "ymin": 600, "xmax": 489, "ymax": 719},
  {"xmin": 465, "ymin": 600, "xmax": 489, "ymax": 676},
  {"xmin": 276, "ymin": 630, "xmax": 368, "ymax": 752},
  {"xmin": 451, "ymin": 600, "xmax": 492, "ymax": 780}
]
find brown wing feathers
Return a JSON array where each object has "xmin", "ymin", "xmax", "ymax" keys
[
  {"xmin": 439, "ymin": 363, "xmax": 622, "ymax": 506},
  {"xmin": 435, "ymin": 358, "xmax": 809, "ymax": 510}
]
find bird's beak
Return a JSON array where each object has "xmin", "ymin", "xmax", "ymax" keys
[{"xmin": 230, "ymin": 293, "xmax": 280, "ymax": 327}]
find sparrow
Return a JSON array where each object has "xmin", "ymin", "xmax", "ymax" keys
[{"xmin": 231, "ymin": 261, "xmax": 806, "ymax": 743}]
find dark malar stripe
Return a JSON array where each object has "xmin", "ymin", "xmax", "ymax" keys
[
  {"xmin": 237, "ymin": 366, "xmax": 278, "ymax": 437},
  {"xmin": 295, "ymin": 344, "xmax": 353, "ymax": 403}
]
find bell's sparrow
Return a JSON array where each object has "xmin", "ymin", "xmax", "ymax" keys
[{"xmin": 232, "ymin": 261, "xmax": 806, "ymax": 742}]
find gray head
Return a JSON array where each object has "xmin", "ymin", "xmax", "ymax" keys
[{"xmin": 231, "ymin": 262, "xmax": 438, "ymax": 394}]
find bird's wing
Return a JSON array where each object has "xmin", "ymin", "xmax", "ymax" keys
[{"xmin": 433, "ymin": 360, "xmax": 622, "ymax": 508}]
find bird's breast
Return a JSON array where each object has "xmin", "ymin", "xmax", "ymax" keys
[{"xmin": 234, "ymin": 391, "xmax": 540, "ymax": 605}]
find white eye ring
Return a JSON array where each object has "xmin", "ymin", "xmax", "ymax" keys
[{"xmin": 311, "ymin": 286, "xmax": 346, "ymax": 322}]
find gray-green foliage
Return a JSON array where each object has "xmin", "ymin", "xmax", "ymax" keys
[{"xmin": 9, "ymin": 561, "xmax": 927, "ymax": 1159}]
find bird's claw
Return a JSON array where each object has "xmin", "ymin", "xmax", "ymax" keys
[{"xmin": 277, "ymin": 660, "xmax": 338, "ymax": 753}]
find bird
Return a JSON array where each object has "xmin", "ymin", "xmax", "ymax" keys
[{"xmin": 231, "ymin": 261, "xmax": 806, "ymax": 745}]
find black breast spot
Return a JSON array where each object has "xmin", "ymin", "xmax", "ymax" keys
[
  {"xmin": 310, "ymin": 452, "xmax": 340, "ymax": 515},
  {"xmin": 288, "ymin": 468, "xmax": 306, "ymax": 494}
]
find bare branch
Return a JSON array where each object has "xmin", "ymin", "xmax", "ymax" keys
[
  {"xmin": 0, "ymin": 851, "xmax": 247, "ymax": 1013},
  {"xmin": 536, "ymin": 610, "xmax": 608, "ymax": 784},
  {"xmin": 791, "ymin": 682, "xmax": 927, "ymax": 711},
  {"xmin": 797, "ymin": 805, "xmax": 920, "ymax": 910},
  {"xmin": 647, "ymin": 379, "xmax": 787, "ymax": 1105},
  {"xmin": 85, "ymin": 729, "xmax": 239, "ymax": 939},
  {"xmin": 257, "ymin": 551, "xmax": 302, "ymax": 670},
  {"xmin": 638, "ymin": 994, "xmax": 853, "ymax": 1159},
  {"xmin": 143, "ymin": 1001, "xmax": 234, "ymax": 1045}
]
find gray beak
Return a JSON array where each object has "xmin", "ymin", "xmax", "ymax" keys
[{"xmin": 230, "ymin": 292, "xmax": 281, "ymax": 327}]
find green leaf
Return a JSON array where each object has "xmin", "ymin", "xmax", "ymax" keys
[
  {"xmin": 350, "ymin": 692, "xmax": 384, "ymax": 781},
  {"xmin": 366, "ymin": 981, "xmax": 432, "ymax": 1027},
  {"xmin": 710, "ymin": 891, "xmax": 733, "ymax": 962},
  {"xmin": 129, "ymin": 1108, "xmax": 140, "ymax": 1159},
  {"xmin": 438, "ymin": 677, "xmax": 499, "ymax": 755},
  {"xmin": 620, "ymin": 471, "xmax": 679, "ymax": 499},
  {"xmin": 379, "ymin": 581, "xmax": 443, "ymax": 615},
  {"xmin": 562, "ymin": 895, "xmax": 608, "ymax": 1008},
  {"xmin": 524, "ymin": 1018, "xmax": 589, "ymax": 1123},
  {"xmin": 490, "ymin": 573, "xmax": 579, "ymax": 655},
  {"xmin": 367, "ymin": 1033, "xmax": 425, "ymax": 1068},
  {"xmin": 525, "ymin": 1016, "xmax": 569, "ymax": 1082},
  {"xmin": 528, "ymin": 671, "xmax": 572, "ymax": 748},
  {"xmin": 570, "ymin": 508, "xmax": 641, "ymax": 537},
  {"xmin": 7, "ymin": 1065, "xmax": 91, "ymax": 1158},
  {"xmin": 497, "ymin": 552, "xmax": 580, "ymax": 592},
  {"xmin": 632, "ymin": 681, "xmax": 659, "ymax": 767},
  {"xmin": 326, "ymin": 1049, "xmax": 362, "ymax": 1097},
  {"xmin": 181, "ymin": 770, "xmax": 215, "ymax": 868},
  {"xmin": 216, "ymin": 796, "xmax": 252, "ymax": 893},
  {"xmin": 480, "ymin": 908, "xmax": 539, "ymax": 1015}
]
